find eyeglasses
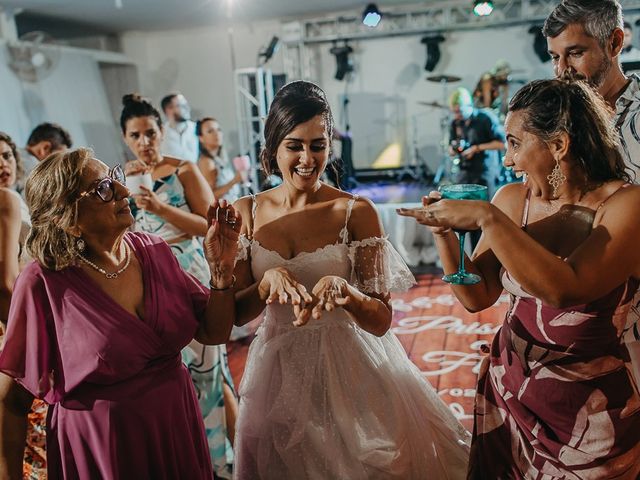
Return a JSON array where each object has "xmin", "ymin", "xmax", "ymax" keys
[{"xmin": 76, "ymin": 164, "xmax": 126, "ymax": 203}]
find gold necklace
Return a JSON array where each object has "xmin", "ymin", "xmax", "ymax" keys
[{"xmin": 78, "ymin": 243, "xmax": 131, "ymax": 279}]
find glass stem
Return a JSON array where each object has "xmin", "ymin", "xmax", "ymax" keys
[{"xmin": 458, "ymin": 232, "xmax": 467, "ymax": 275}]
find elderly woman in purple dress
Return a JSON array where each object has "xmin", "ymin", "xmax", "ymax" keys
[{"xmin": 0, "ymin": 148, "xmax": 240, "ymax": 479}]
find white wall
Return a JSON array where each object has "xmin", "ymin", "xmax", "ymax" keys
[
  {"xmin": 314, "ymin": 27, "xmax": 554, "ymax": 170},
  {"xmin": 122, "ymin": 21, "xmax": 554, "ymax": 172},
  {"xmin": 122, "ymin": 20, "xmax": 284, "ymax": 153},
  {"xmin": 0, "ymin": 41, "xmax": 128, "ymax": 166}
]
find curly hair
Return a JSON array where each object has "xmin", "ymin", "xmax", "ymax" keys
[
  {"xmin": 260, "ymin": 81, "xmax": 335, "ymax": 177},
  {"xmin": 508, "ymin": 71, "xmax": 629, "ymax": 183},
  {"xmin": 0, "ymin": 131, "xmax": 24, "ymax": 185},
  {"xmin": 25, "ymin": 148, "xmax": 93, "ymax": 270}
]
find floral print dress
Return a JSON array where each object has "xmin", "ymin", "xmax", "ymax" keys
[{"xmin": 468, "ymin": 268, "xmax": 640, "ymax": 479}]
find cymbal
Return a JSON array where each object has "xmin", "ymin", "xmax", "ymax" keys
[
  {"xmin": 417, "ymin": 100, "xmax": 448, "ymax": 109},
  {"xmin": 426, "ymin": 74, "xmax": 461, "ymax": 83}
]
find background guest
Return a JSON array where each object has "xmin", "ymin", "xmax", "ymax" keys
[
  {"xmin": 160, "ymin": 92, "xmax": 199, "ymax": 163},
  {"xmin": 15, "ymin": 122, "xmax": 73, "ymax": 194},
  {"xmin": 121, "ymin": 94, "xmax": 237, "ymax": 478},
  {"xmin": 0, "ymin": 132, "xmax": 28, "ymax": 325},
  {"xmin": 448, "ymin": 87, "xmax": 505, "ymax": 199},
  {"xmin": 196, "ymin": 117, "xmax": 242, "ymax": 202},
  {"xmin": 620, "ymin": 21, "xmax": 640, "ymax": 62},
  {"xmin": 0, "ymin": 132, "xmax": 45, "ymax": 480}
]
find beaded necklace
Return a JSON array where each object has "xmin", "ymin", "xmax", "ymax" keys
[{"xmin": 78, "ymin": 243, "xmax": 131, "ymax": 279}]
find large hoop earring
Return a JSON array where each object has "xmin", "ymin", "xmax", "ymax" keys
[{"xmin": 547, "ymin": 158, "xmax": 566, "ymax": 198}]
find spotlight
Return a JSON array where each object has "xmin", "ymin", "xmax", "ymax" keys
[
  {"xmin": 258, "ymin": 36, "xmax": 280, "ymax": 65},
  {"xmin": 421, "ymin": 35, "xmax": 445, "ymax": 72},
  {"xmin": 362, "ymin": 3, "xmax": 382, "ymax": 27},
  {"xmin": 330, "ymin": 43, "xmax": 354, "ymax": 81},
  {"xmin": 473, "ymin": 1, "xmax": 494, "ymax": 16}
]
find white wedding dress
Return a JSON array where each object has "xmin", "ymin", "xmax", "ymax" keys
[{"xmin": 234, "ymin": 196, "xmax": 471, "ymax": 480}]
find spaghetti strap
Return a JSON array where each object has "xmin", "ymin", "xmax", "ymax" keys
[
  {"xmin": 521, "ymin": 189, "xmax": 532, "ymax": 229},
  {"xmin": 250, "ymin": 194, "xmax": 258, "ymax": 222},
  {"xmin": 339, "ymin": 195, "xmax": 359, "ymax": 244},
  {"xmin": 596, "ymin": 182, "xmax": 630, "ymax": 211}
]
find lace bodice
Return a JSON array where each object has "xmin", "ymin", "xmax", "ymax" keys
[{"xmin": 235, "ymin": 194, "xmax": 415, "ymax": 331}]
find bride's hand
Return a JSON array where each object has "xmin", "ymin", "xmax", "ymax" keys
[
  {"xmin": 259, "ymin": 267, "xmax": 313, "ymax": 314},
  {"xmin": 294, "ymin": 275, "xmax": 351, "ymax": 327}
]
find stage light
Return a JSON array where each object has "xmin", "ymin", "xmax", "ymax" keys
[
  {"xmin": 330, "ymin": 44, "xmax": 354, "ymax": 81},
  {"xmin": 362, "ymin": 3, "xmax": 382, "ymax": 28},
  {"xmin": 371, "ymin": 143, "xmax": 402, "ymax": 169},
  {"xmin": 258, "ymin": 36, "xmax": 280, "ymax": 65},
  {"xmin": 528, "ymin": 25, "xmax": 550, "ymax": 63},
  {"xmin": 421, "ymin": 35, "xmax": 445, "ymax": 72},
  {"xmin": 473, "ymin": 1, "xmax": 494, "ymax": 16}
]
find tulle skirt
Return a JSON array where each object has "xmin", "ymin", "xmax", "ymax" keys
[{"xmin": 234, "ymin": 311, "xmax": 471, "ymax": 479}]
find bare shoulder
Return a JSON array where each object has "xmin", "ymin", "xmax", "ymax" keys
[
  {"xmin": 491, "ymin": 182, "xmax": 528, "ymax": 223},
  {"xmin": 351, "ymin": 195, "xmax": 378, "ymax": 217},
  {"xmin": 0, "ymin": 188, "xmax": 21, "ymax": 214},
  {"xmin": 174, "ymin": 158, "xmax": 198, "ymax": 173},
  {"xmin": 598, "ymin": 183, "xmax": 640, "ymax": 221},
  {"xmin": 349, "ymin": 195, "xmax": 383, "ymax": 240},
  {"xmin": 233, "ymin": 194, "xmax": 254, "ymax": 216}
]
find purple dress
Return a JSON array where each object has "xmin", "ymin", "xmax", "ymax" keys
[{"xmin": 0, "ymin": 232, "xmax": 213, "ymax": 479}]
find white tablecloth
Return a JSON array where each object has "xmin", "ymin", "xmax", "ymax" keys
[{"xmin": 375, "ymin": 202, "xmax": 438, "ymax": 267}]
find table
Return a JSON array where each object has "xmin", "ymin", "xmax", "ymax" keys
[{"xmin": 375, "ymin": 202, "xmax": 438, "ymax": 267}]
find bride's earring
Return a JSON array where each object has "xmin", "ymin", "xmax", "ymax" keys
[{"xmin": 547, "ymin": 158, "xmax": 566, "ymax": 198}]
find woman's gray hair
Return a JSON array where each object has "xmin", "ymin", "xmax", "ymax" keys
[
  {"xmin": 25, "ymin": 148, "xmax": 92, "ymax": 271},
  {"xmin": 543, "ymin": 0, "xmax": 623, "ymax": 48}
]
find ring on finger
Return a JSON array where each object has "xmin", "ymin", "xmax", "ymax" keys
[{"xmin": 225, "ymin": 209, "xmax": 237, "ymax": 224}]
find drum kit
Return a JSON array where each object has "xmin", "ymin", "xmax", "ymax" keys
[
  {"xmin": 418, "ymin": 72, "xmax": 524, "ymax": 186},
  {"xmin": 419, "ymin": 73, "xmax": 462, "ymax": 185}
]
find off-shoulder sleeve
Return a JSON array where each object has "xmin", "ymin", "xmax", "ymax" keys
[
  {"xmin": 348, "ymin": 236, "xmax": 416, "ymax": 294},
  {"xmin": 0, "ymin": 267, "xmax": 57, "ymax": 401}
]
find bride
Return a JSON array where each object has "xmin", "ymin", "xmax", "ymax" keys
[{"xmin": 232, "ymin": 80, "xmax": 470, "ymax": 479}]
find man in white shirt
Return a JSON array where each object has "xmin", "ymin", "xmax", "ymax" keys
[
  {"xmin": 160, "ymin": 93, "xmax": 199, "ymax": 163},
  {"xmin": 544, "ymin": 0, "xmax": 640, "ymax": 384}
]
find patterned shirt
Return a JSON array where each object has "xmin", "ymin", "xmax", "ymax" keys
[
  {"xmin": 615, "ymin": 73, "xmax": 640, "ymax": 183},
  {"xmin": 619, "ymin": 75, "xmax": 640, "ymax": 349}
]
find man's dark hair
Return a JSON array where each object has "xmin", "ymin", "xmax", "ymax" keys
[
  {"xmin": 160, "ymin": 93, "xmax": 180, "ymax": 113},
  {"xmin": 27, "ymin": 122, "xmax": 73, "ymax": 150},
  {"xmin": 543, "ymin": 0, "xmax": 623, "ymax": 48}
]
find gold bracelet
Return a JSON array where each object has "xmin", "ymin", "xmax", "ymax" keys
[{"xmin": 210, "ymin": 275, "xmax": 236, "ymax": 291}]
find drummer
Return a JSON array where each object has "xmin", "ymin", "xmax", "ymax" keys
[{"xmin": 448, "ymin": 87, "xmax": 505, "ymax": 198}]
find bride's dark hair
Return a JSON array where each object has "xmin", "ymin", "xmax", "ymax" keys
[{"xmin": 260, "ymin": 81, "xmax": 335, "ymax": 177}]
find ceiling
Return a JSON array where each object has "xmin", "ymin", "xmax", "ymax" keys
[{"xmin": 1, "ymin": 0, "xmax": 424, "ymax": 33}]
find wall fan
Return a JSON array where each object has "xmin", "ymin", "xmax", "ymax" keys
[{"xmin": 6, "ymin": 31, "xmax": 61, "ymax": 82}]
